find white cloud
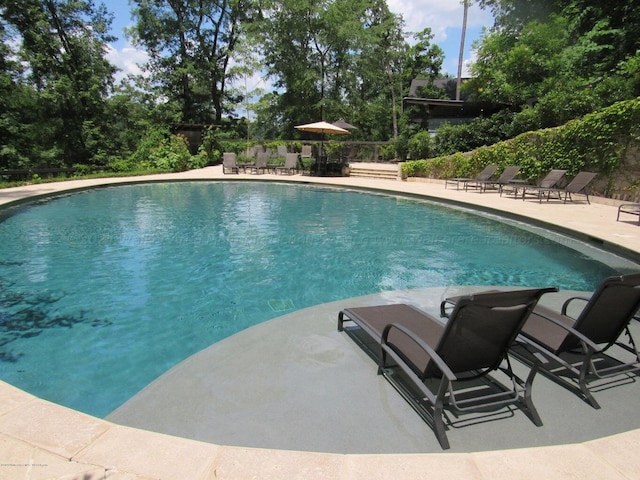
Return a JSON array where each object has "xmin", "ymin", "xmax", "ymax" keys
[
  {"xmin": 387, "ymin": 0, "xmax": 492, "ymax": 42},
  {"xmin": 386, "ymin": 0, "xmax": 492, "ymax": 76},
  {"xmin": 106, "ymin": 42, "xmax": 150, "ymax": 83}
]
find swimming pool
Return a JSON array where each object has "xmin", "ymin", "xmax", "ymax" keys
[{"xmin": 0, "ymin": 181, "xmax": 637, "ymax": 417}]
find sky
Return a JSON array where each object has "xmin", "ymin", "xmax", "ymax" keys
[{"xmin": 105, "ymin": 0, "xmax": 494, "ymax": 88}]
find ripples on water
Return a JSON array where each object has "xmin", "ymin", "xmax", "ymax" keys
[{"xmin": 0, "ymin": 182, "xmax": 635, "ymax": 416}]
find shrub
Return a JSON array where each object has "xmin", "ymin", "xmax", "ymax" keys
[{"xmin": 406, "ymin": 130, "xmax": 432, "ymax": 160}]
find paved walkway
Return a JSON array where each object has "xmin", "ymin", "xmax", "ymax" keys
[{"xmin": 1, "ymin": 165, "xmax": 639, "ymax": 479}]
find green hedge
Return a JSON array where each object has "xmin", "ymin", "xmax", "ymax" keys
[{"xmin": 401, "ymin": 97, "xmax": 640, "ymax": 196}]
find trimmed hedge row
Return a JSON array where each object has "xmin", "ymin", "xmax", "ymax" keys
[{"xmin": 401, "ymin": 97, "xmax": 640, "ymax": 197}]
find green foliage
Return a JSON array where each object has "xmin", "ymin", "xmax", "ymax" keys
[
  {"xmin": 254, "ymin": 0, "xmax": 442, "ymax": 141},
  {"xmin": 431, "ymin": 110, "xmax": 517, "ymax": 157},
  {"xmin": 125, "ymin": 128, "xmax": 204, "ymax": 172},
  {"xmin": 147, "ymin": 134, "xmax": 206, "ymax": 172},
  {"xmin": 129, "ymin": 0, "xmax": 257, "ymax": 124},
  {"xmin": 406, "ymin": 131, "xmax": 432, "ymax": 160}
]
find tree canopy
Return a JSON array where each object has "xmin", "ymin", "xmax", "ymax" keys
[{"xmin": 2, "ymin": 0, "xmax": 640, "ymax": 176}]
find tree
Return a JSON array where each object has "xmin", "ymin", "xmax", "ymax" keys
[
  {"xmin": 350, "ymin": 0, "xmax": 407, "ymax": 140},
  {"xmin": 256, "ymin": 0, "xmax": 359, "ymax": 134},
  {"xmin": 466, "ymin": 15, "xmax": 571, "ymax": 106},
  {"xmin": 1, "ymin": 0, "xmax": 117, "ymax": 167},
  {"xmin": 254, "ymin": 0, "xmax": 442, "ymax": 141},
  {"xmin": 128, "ymin": 0, "xmax": 259, "ymax": 125}
]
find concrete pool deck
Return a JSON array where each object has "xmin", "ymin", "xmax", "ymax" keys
[{"xmin": 1, "ymin": 165, "xmax": 640, "ymax": 479}]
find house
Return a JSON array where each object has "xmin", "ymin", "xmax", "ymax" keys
[{"xmin": 403, "ymin": 78, "xmax": 507, "ymax": 134}]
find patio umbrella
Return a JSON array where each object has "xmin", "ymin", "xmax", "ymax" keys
[
  {"xmin": 294, "ymin": 121, "xmax": 350, "ymax": 160},
  {"xmin": 332, "ymin": 119, "xmax": 358, "ymax": 131}
]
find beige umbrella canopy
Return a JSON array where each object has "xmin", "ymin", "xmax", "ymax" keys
[
  {"xmin": 294, "ymin": 121, "xmax": 350, "ymax": 135},
  {"xmin": 295, "ymin": 121, "xmax": 350, "ymax": 164}
]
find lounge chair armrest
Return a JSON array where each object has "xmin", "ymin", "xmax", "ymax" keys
[
  {"xmin": 561, "ymin": 296, "xmax": 589, "ymax": 316},
  {"xmin": 381, "ymin": 322, "xmax": 457, "ymax": 381},
  {"xmin": 529, "ymin": 309, "xmax": 599, "ymax": 352},
  {"xmin": 440, "ymin": 299, "xmax": 455, "ymax": 318}
]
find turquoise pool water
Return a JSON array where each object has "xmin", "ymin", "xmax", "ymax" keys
[{"xmin": 0, "ymin": 181, "xmax": 636, "ymax": 417}]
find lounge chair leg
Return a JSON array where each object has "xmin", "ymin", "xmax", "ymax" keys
[
  {"xmin": 523, "ymin": 363, "xmax": 543, "ymax": 426},
  {"xmin": 578, "ymin": 364, "xmax": 601, "ymax": 409},
  {"xmin": 433, "ymin": 382, "xmax": 450, "ymax": 450}
]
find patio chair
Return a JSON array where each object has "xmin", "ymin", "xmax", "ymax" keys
[
  {"xmin": 511, "ymin": 273, "xmax": 640, "ymax": 409},
  {"xmin": 617, "ymin": 203, "xmax": 640, "ymax": 225},
  {"xmin": 466, "ymin": 166, "xmax": 521, "ymax": 193},
  {"xmin": 300, "ymin": 145, "xmax": 313, "ymax": 159},
  {"xmin": 276, "ymin": 145, "xmax": 288, "ymax": 157},
  {"xmin": 503, "ymin": 169, "xmax": 567, "ymax": 199},
  {"xmin": 276, "ymin": 153, "xmax": 299, "ymax": 175},
  {"xmin": 444, "ymin": 165, "xmax": 498, "ymax": 190},
  {"xmin": 222, "ymin": 152, "xmax": 239, "ymax": 174},
  {"xmin": 522, "ymin": 171, "xmax": 597, "ymax": 204},
  {"xmin": 247, "ymin": 152, "xmax": 268, "ymax": 174},
  {"xmin": 338, "ymin": 287, "xmax": 556, "ymax": 449},
  {"xmin": 299, "ymin": 145, "xmax": 314, "ymax": 174}
]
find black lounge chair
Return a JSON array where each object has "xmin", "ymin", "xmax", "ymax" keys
[
  {"xmin": 338, "ymin": 287, "xmax": 556, "ymax": 449},
  {"xmin": 444, "ymin": 165, "xmax": 498, "ymax": 190},
  {"xmin": 502, "ymin": 169, "xmax": 567, "ymax": 199},
  {"xmin": 522, "ymin": 171, "xmax": 597, "ymax": 204},
  {"xmin": 466, "ymin": 166, "xmax": 521, "ymax": 193},
  {"xmin": 511, "ymin": 273, "xmax": 640, "ymax": 409}
]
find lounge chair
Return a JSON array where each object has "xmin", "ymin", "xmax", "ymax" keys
[
  {"xmin": 338, "ymin": 288, "xmax": 556, "ymax": 449},
  {"xmin": 511, "ymin": 273, "xmax": 640, "ymax": 409},
  {"xmin": 522, "ymin": 171, "xmax": 597, "ymax": 204},
  {"xmin": 276, "ymin": 145, "xmax": 288, "ymax": 157},
  {"xmin": 222, "ymin": 152, "xmax": 239, "ymax": 174},
  {"xmin": 502, "ymin": 169, "xmax": 567, "ymax": 199},
  {"xmin": 247, "ymin": 152, "xmax": 268, "ymax": 174},
  {"xmin": 444, "ymin": 165, "xmax": 498, "ymax": 190},
  {"xmin": 300, "ymin": 145, "xmax": 313, "ymax": 159},
  {"xmin": 299, "ymin": 145, "xmax": 314, "ymax": 174},
  {"xmin": 276, "ymin": 153, "xmax": 299, "ymax": 175},
  {"xmin": 466, "ymin": 166, "xmax": 521, "ymax": 193},
  {"xmin": 617, "ymin": 203, "xmax": 640, "ymax": 225}
]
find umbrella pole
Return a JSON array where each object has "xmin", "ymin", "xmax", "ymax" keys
[{"xmin": 319, "ymin": 134, "xmax": 326, "ymax": 176}]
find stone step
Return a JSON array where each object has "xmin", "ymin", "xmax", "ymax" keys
[{"xmin": 348, "ymin": 163, "xmax": 399, "ymax": 180}]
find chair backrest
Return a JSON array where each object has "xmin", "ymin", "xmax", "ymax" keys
[
  {"xmin": 301, "ymin": 145, "xmax": 312, "ymax": 158},
  {"xmin": 427, "ymin": 288, "xmax": 556, "ymax": 376},
  {"xmin": 476, "ymin": 165, "xmax": 498, "ymax": 181},
  {"xmin": 222, "ymin": 152, "xmax": 236, "ymax": 167},
  {"xmin": 255, "ymin": 152, "xmax": 268, "ymax": 168},
  {"xmin": 284, "ymin": 153, "xmax": 298, "ymax": 168},
  {"xmin": 565, "ymin": 172, "xmax": 597, "ymax": 194},
  {"xmin": 538, "ymin": 169, "xmax": 567, "ymax": 188},
  {"xmin": 560, "ymin": 273, "xmax": 640, "ymax": 351},
  {"xmin": 277, "ymin": 145, "xmax": 288, "ymax": 157},
  {"xmin": 496, "ymin": 166, "xmax": 521, "ymax": 183}
]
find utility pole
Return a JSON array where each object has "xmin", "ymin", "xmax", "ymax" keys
[{"xmin": 456, "ymin": 0, "xmax": 469, "ymax": 101}]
